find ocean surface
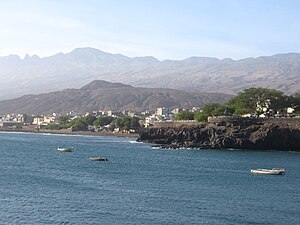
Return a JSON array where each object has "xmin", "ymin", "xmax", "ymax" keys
[{"xmin": 0, "ymin": 132, "xmax": 299, "ymax": 225}]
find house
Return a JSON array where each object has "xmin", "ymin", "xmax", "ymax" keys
[
  {"xmin": 0, "ymin": 121, "xmax": 22, "ymax": 127},
  {"xmin": 155, "ymin": 107, "xmax": 170, "ymax": 116},
  {"xmin": 32, "ymin": 115, "xmax": 57, "ymax": 126},
  {"xmin": 144, "ymin": 115, "xmax": 157, "ymax": 127}
]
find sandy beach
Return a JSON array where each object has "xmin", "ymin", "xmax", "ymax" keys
[{"xmin": 0, "ymin": 126, "xmax": 139, "ymax": 138}]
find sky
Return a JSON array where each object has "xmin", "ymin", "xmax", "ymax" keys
[{"xmin": 0, "ymin": 0, "xmax": 300, "ymax": 60}]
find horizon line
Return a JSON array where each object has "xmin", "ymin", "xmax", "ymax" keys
[{"xmin": 0, "ymin": 46, "xmax": 299, "ymax": 61}]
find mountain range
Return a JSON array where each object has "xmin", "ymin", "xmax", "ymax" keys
[
  {"xmin": 0, "ymin": 80, "xmax": 232, "ymax": 115},
  {"xmin": 0, "ymin": 47, "xmax": 300, "ymax": 100}
]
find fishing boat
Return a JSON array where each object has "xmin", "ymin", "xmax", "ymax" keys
[
  {"xmin": 89, "ymin": 156, "xmax": 108, "ymax": 161},
  {"xmin": 250, "ymin": 168, "xmax": 285, "ymax": 175},
  {"xmin": 57, "ymin": 147, "xmax": 74, "ymax": 152}
]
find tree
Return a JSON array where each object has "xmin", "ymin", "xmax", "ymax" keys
[
  {"xmin": 120, "ymin": 117, "xmax": 131, "ymax": 130},
  {"xmin": 130, "ymin": 117, "xmax": 141, "ymax": 130},
  {"xmin": 93, "ymin": 116, "xmax": 114, "ymax": 127},
  {"xmin": 175, "ymin": 111, "xmax": 195, "ymax": 120},
  {"xmin": 194, "ymin": 103, "xmax": 233, "ymax": 122},
  {"xmin": 84, "ymin": 114, "xmax": 97, "ymax": 125},
  {"xmin": 194, "ymin": 112, "xmax": 208, "ymax": 122},
  {"xmin": 68, "ymin": 116, "xmax": 89, "ymax": 130},
  {"xmin": 266, "ymin": 89, "xmax": 289, "ymax": 114},
  {"xmin": 15, "ymin": 124, "xmax": 22, "ymax": 130},
  {"xmin": 228, "ymin": 87, "xmax": 287, "ymax": 115},
  {"xmin": 43, "ymin": 123, "xmax": 64, "ymax": 130},
  {"xmin": 114, "ymin": 116, "xmax": 141, "ymax": 131},
  {"xmin": 59, "ymin": 116, "xmax": 71, "ymax": 125},
  {"xmin": 288, "ymin": 93, "xmax": 300, "ymax": 114}
]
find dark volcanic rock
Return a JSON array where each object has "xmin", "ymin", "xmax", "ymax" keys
[{"xmin": 137, "ymin": 119, "xmax": 300, "ymax": 151}]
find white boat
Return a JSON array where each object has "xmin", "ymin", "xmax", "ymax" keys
[
  {"xmin": 89, "ymin": 156, "xmax": 108, "ymax": 161},
  {"xmin": 250, "ymin": 168, "xmax": 285, "ymax": 175},
  {"xmin": 57, "ymin": 147, "xmax": 74, "ymax": 152}
]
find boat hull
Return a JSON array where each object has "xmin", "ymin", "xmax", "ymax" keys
[
  {"xmin": 57, "ymin": 147, "xmax": 74, "ymax": 152},
  {"xmin": 250, "ymin": 169, "xmax": 285, "ymax": 175},
  {"xmin": 89, "ymin": 157, "xmax": 108, "ymax": 161}
]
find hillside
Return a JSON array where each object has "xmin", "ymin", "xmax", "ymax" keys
[
  {"xmin": 0, "ymin": 48, "xmax": 300, "ymax": 100},
  {"xmin": 0, "ymin": 80, "xmax": 232, "ymax": 115}
]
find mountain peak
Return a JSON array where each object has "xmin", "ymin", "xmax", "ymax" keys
[
  {"xmin": 80, "ymin": 80, "xmax": 132, "ymax": 91},
  {"xmin": 70, "ymin": 47, "xmax": 109, "ymax": 55},
  {"xmin": 133, "ymin": 56, "xmax": 159, "ymax": 63},
  {"xmin": 0, "ymin": 79, "xmax": 231, "ymax": 115},
  {"xmin": 0, "ymin": 48, "xmax": 300, "ymax": 100},
  {"xmin": 23, "ymin": 54, "xmax": 40, "ymax": 62},
  {"xmin": 0, "ymin": 54, "xmax": 22, "ymax": 61}
]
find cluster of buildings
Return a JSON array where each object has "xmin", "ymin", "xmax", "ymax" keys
[
  {"xmin": 0, "ymin": 107, "xmax": 195, "ymax": 129},
  {"xmin": 0, "ymin": 114, "xmax": 64, "ymax": 128},
  {"xmin": 0, "ymin": 114, "xmax": 31, "ymax": 127},
  {"xmin": 1, "ymin": 103, "xmax": 297, "ymax": 130}
]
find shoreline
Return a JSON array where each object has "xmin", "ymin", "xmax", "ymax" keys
[
  {"xmin": 137, "ymin": 118, "xmax": 300, "ymax": 151},
  {"xmin": 0, "ymin": 127, "xmax": 139, "ymax": 138}
]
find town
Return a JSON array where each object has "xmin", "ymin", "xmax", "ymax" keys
[
  {"xmin": 0, "ymin": 106, "xmax": 298, "ymax": 134},
  {"xmin": 1, "ymin": 87, "xmax": 299, "ymax": 134},
  {"xmin": 0, "ymin": 107, "xmax": 196, "ymax": 133}
]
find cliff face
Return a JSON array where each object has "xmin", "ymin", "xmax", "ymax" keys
[{"xmin": 137, "ymin": 119, "xmax": 300, "ymax": 151}]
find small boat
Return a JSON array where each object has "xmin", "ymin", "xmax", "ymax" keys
[
  {"xmin": 250, "ymin": 168, "xmax": 285, "ymax": 175},
  {"xmin": 57, "ymin": 147, "xmax": 74, "ymax": 152},
  {"xmin": 89, "ymin": 156, "xmax": 108, "ymax": 161}
]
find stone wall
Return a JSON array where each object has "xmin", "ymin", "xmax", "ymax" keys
[
  {"xmin": 152, "ymin": 117, "xmax": 300, "ymax": 129},
  {"xmin": 207, "ymin": 116, "xmax": 300, "ymax": 125},
  {"xmin": 153, "ymin": 120, "xmax": 199, "ymax": 128}
]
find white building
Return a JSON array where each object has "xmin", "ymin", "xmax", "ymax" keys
[{"xmin": 155, "ymin": 107, "xmax": 170, "ymax": 116}]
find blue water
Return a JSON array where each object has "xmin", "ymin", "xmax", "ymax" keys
[{"xmin": 0, "ymin": 132, "xmax": 299, "ymax": 225}]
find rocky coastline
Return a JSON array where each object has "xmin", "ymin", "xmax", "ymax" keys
[{"xmin": 137, "ymin": 118, "xmax": 300, "ymax": 151}]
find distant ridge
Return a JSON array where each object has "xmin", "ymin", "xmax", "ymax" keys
[
  {"xmin": 0, "ymin": 47, "xmax": 300, "ymax": 100},
  {"xmin": 80, "ymin": 80, "xmax": 132, "ymax": 90},
  {"xmin": 0, "ymin": 80, "xmax": 232, "ymax": 115}
]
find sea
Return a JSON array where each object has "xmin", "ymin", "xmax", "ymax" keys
[{"xmin": 0, "ymin": 132, "xmax": 299, "ymax": 225}]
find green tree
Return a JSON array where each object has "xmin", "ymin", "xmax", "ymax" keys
[
  {"xmin": 288, "ymin": 93, "xmax": 300, "ymax": 114},
  {"xmin": 122, "ymin": 117, "xmax": 131, "ymax": 130},
  {"xmin": 114, "ymin": 116, "xmax": 140, "ymax": 131},
  {"xmin": 16, "ymin": 124, "xmax": 22, "ymax": 130},
  {"xmin": 59, "ymin": 116, "xmax": 71, "ymax": 125},
  {"xmin": 194, "ymin": 112, "xmax": 208, "ymax": 122},
  {"xmin": 175, "ymin": 111, "xmax": 195, "ymax": 120},
  {"xmin": 84, "ymin": 114, "xmax": 97, "ymax": 125},
  {"xmin": 109, "ymin": 123, "xmax": 116, "ymax": 131},
  {"xmin": 130, "ymin": 117, "xmax": 141, "ymax": 130},
  {"xmin": 194, "ymin": 103, "xmax": 233, "ymax": 122},
  {"xmin": 68, "ymin": 116, "xmax": 89, "ymax": 130},
  {"xmin": 93, "ymin": 116, "xmax": 114, "ymax": 127},
  {"xmin": 115, "ymin": 118, "xmax": 123, "ymax": 129},
  {"xmin": 228, "ymin": 87, "xmax": 287, "ymax": 115},
  {"xmin": 266, "ymin": 89, "xmax": 288, "ymax": 114}
]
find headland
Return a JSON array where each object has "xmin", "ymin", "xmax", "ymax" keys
[{"xmin": 137, "ymin": 117, "xmax": 300, "ymax": 151}]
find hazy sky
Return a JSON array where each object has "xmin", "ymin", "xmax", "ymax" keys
[{"xmin": 0, "ymin": 0, "xmax": 299, "ymax": 60}]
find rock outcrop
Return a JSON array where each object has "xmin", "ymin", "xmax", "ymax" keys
[{"xmin": 137, "ymin": 119, "xmax": 300, "ymax": 151}]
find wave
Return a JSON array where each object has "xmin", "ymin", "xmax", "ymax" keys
[{"xmin": 129, "ymin": 140, "xmax": 143, "ymax": 144}]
